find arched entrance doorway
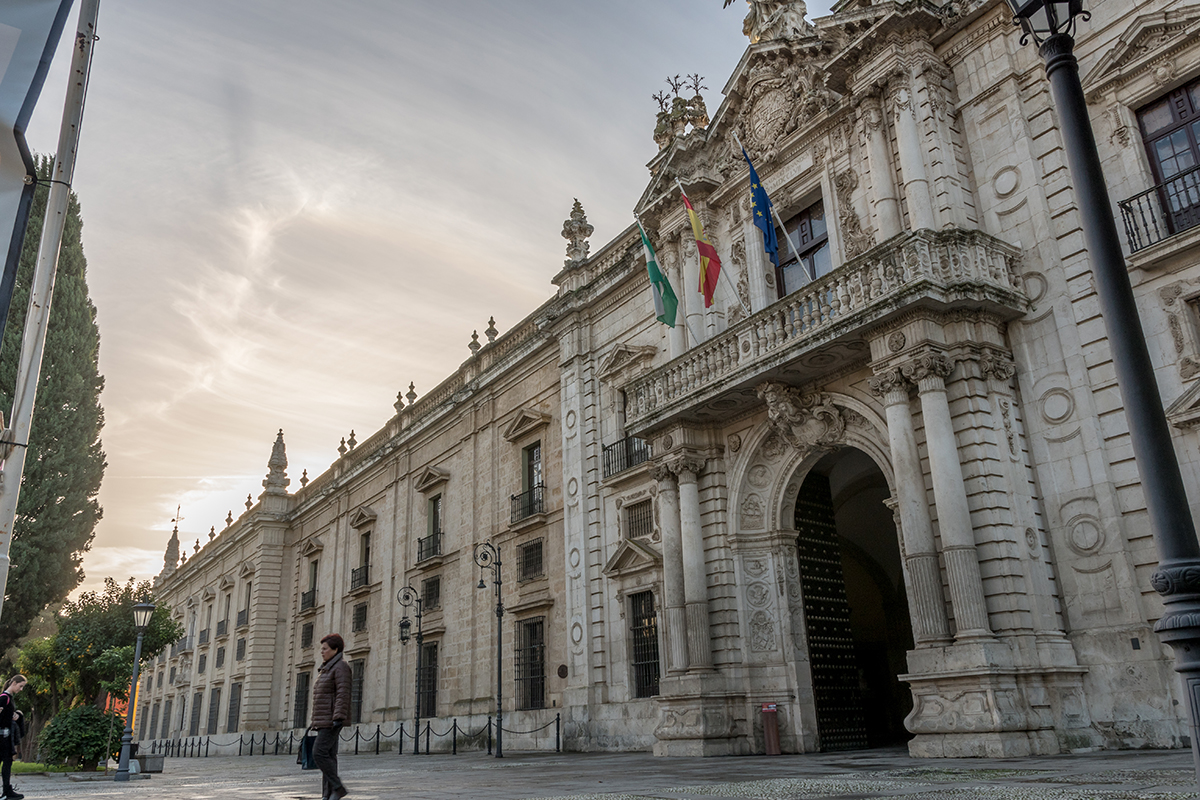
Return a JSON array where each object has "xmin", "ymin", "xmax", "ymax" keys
[{"xmin": 794, "ymin": 447, "xmax": 913, "ymax": 750}]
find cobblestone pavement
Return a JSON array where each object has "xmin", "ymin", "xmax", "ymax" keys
[{"xmin": 9, "ymin": 747, "xmax": 1197, "ymax": 800}]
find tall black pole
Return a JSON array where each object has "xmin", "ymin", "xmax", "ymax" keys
[
  {"xmin": 1038, "ymin": 31, "xmax": 1200, "ymax": 787},
  {"xmin": 413, "ymin": 604, "xmax": 422, "ymax": 756},
  {"xmin": 115, "ymin": 629, "xmax": 145, "ymax": 782},
  {"xmin": 494, "ymin": 557, "xmax": 504, "ymax": 759}
]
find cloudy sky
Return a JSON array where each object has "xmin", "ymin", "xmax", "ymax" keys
[{"xmin": 21, "ymin": 0, "xmax": 833, "ymax": 596}]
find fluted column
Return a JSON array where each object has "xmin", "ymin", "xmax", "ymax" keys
[
  {"xmin": 890, "ymin": 79, "xmax": 935, "ymax": 231},
  {"xmin": 676, "ymin": 459, "xmax": 713, "ymax": 670},
  {"xmin": 681, "ymin": 237, "xmax": 704, "ymax": 344},
  {"xmin": 655, "ymin": 466, "xmax": 690, "ymax": 674},
  {"xmin": 869, "ymin": 369, "xmax": 952, "ymax": 645},
  {"xmin": 902, "ymin": 354, "xmax": 993, "ymax": 639},
  {"xmin": 861, "ymin": 96, "xmax": 903, "ymax": 240}
]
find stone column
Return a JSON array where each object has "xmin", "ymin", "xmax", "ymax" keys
[
  {"xmin": 676, "ymin": 459, "xmax": 713, "ymax": 670},
  {"xmin": 902, "ymin": 353, "xmax": 993, "ymax": 639},
  {"xmin": 681, "ymin": 237, "xmax": 704, "ymax": 345},
  {"xmin": 869, "ymin": 368, "xmax": 952, "ymax": 645},
  {"xmin": 655, "ymin": 466, "xmax": 690, "ymax": 674},
  {"xmin": 861, "ymin": 96, "xmax": 903, "ymax": 240},
  {"xmin": 663, "ymin": 240, "xmax": 688, "ymax": 358},
  {"xmin": 890, "ymin": 79, "xmax": 936, "ymax": 231}
]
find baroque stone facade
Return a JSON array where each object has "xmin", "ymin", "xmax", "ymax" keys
[{"xmin": 143, "ymin": 0, "xmax": 1200, "ymax": 758}]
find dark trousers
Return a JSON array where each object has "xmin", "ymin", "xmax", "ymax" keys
[
  {"xmin": 313, "ymin": 727, "xmax": 344, "ymax": 797},
  {"xmin": 2, "ymin": 754, "xmax": 10, "ymax": 790}
]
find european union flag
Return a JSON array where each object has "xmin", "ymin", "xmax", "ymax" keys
[{"xmin": 742, "ymin": 147, "xmax": 779, "ymax": 269}]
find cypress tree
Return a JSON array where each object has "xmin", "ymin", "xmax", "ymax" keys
[{"xmin": 0, "ymin": 156, "xmax": 106, "ymax": 649}]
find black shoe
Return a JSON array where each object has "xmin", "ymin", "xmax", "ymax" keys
[{"xmin": 5, "ymin": 787, "xmax": 24, "ymax": 800}]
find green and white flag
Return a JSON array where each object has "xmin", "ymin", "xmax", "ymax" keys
[{"xmin": 637, "ymin": 220, "xmax": 678, "ymax": 327}]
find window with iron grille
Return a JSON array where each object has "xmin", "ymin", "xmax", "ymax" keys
[
  {"xmin": 137, "ymin": 705, "xmax": 148, "ymax": 740},
  {"xmin": 179, "ymin": 696, "xmax": 188, "ymax": 732},
  {"xmin": 515, "ymin": 617, "xmax": 546, "ymax": 710},
  {"xmin": 418, "ymin": 642, "xmax": 437, "ymax": 718},
  {"xmin": 629, "ymin": 590, "xmax": 661, "ymax": 698},
  {"xmin": 216, "ymin": 646, "xmax": 226, "ymax": 669},
  {"xmin": 421, "ymin": 576, "xmax": 441, "ymax": 610},
  {"xmin": 294, "ymin": 671, "xmax": 311, "ymax": 729},
  {"xmin": 301, "ymin": 622, "xmax": 314, "ymax": 648},
  {"xmin": 189, "ymin": 691, "xmax": 203, "ymax": 736},
  {"xmin": 517, "ymin": 539, "xmax": 544, "ymax": 582},
  {"xmin": 352, "ymin": 602, "xmax": 368, "ymax": 633},
  {"xmin": 227, "ymin": 682, "xmax": 242, "ymax": 733},
  {"xmin": 169, "ymin": 666, "xmax": 176, "ymax": 684},
  {"xmin": 206, "ymin": 687, "xmax": 221, "ymax": 735},
  {"xmin": 197, "ymin": 654, "xmax": 207, "ymax": 674},
  {"xmin": 149, "ymin": 702, "xmax": 160, "ymax": 740},
  {"xmin": 624, "ymin": 499, "xmax": 653, "ymax": 539},
  {"xmin": 236, "ymin": 637, "xmax": 246, "ymax": 661},
  {"xmin": 162, "ymin": 698, "xmax": 173, "ymax": 739},
  {"xmin": 156, "ymin": 671, "xmax": 163, "ymax": 689},
  {"xmin": 350, "ymin": 659, "xmax": 365, "ymax": 724}
]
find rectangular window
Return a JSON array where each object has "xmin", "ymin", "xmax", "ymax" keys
[
  {"xmin": 161, "ymin": 698, "xmax": 173, "ymax": 739},
  {"xmin": 419, "ymin": 642, "xmax": 437, "ymax": 718},
  {"xmin": 523, "ymin": 441, "xmax": 542, "ymax": 491},
  {"xmin": 189, "ymin": 691, "xmax": 203, "ymax": 736},
  {"xmin": 420, "ymin": 496, "xmax": 443, "ymax": 561},
  {"xmin": 517, "ymin": 539, "xmax": 544, "ymax": 582},
  {"xmin": 350, "ymin": 660, "xmax": 365, "ymax": 725},
  {"xmin": 428, "ymin": 495, "xmax": 443, "ymax": 536},
  {"xmin": 138, "ymin": 705, "xmax": 148, "ymax": 740},
  {"xmin": 308, "ymin": 560, "xmax": 319, "ymax": 591},
  {"xmin": 776, "ymin": 198, "xmax": 831, "ymax": 297},
  {"xmin": 421, "ymin": 576, "xmax": 441, "ymax": 610},
  {"xmin": 352, "ymin": 602, "xmax": 368, "ymax": 633},
  {"xmin": 236, "ymin": 637, "xmax": 246, "ymax": 661},
  {"xmin": 216, "ymin": 646, "xmax": 226, "ymax": 669},
  {"xmin": 169, "ymin": 666, "xmax": 176, "ymax": 685},
  {"xmin": 206, "ymin": 688, "xmax": 221, "ymax": 735},
  {"xmin": 227, "ymin": 682, "xmax": 242, "ymax": 733},
  {"xmin": 301, "ymin": 622, "xmax": 314, "ymax": 649},
  {"xmin": 624, "ymin": 499, "xmax": 653, "ymax": 539},
  {"xmin": 512, "ymin": 442, "xmax": 545, "ymax": 523},
  {"xmin": 197, "ymin": 654, "xmax": 207, "ymax": 674},
  {"xmin": 149, "ymin": 702, "xmax": 161, "ymax": 741},
  {"xmin": 359, "ymin": 532, "xmax": 371, "ymax": 567},
  {"xmin": 157, "ymin": 671, "xmax": 163, "ymax": 689},
  {"xmin": 351, "ymin": 537, "xmax": 370, "ymax": 589},
  {"xmin": 515, "ymin": 617, "xmax": 546, "ymax": 710},
  {"xmin": 629, "ymin": 590, "xmax": 661, "ymax": 698},
  {"xmin": 294, "ymin": 671, "xmax": 311, "ymax": 729}
]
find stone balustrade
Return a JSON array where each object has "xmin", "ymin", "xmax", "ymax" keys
[{"xmin": 626, "ymin": 229, "xmax": 1025, "ymax": 431}]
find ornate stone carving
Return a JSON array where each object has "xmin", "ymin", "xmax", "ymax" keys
[
  {"xmin": 653, "ymin": 74, "xmax": 710, "ymax": 150},
  {"xmin": 746, "ymin": 582, "xmax": 771, "ymax": 608},
  {"xmin": 749, "ymin": 610, "xmax": 778, "ymax": 651},
  {"xmin": 998, "ymin": 398, "xmax": 1018, "ymax": 459},
  {"xmin": 562, "ymin": 199, "xmax": 594, "ymax": 267},
  {"xmin": 887, "ymin": 332, "xmax": 907, "ymax": 352},
  {"xmin": 907, "ymin": 688, "xmax": 1027, "ymax": 734},
  {"xmin": 1105, "ymin": 105, "xmax": 1131, "ymax": 148},
  {"xmin": 757, "ymin": 382, "xmax": 846, "ymax": 450},
  {"xmin": 980, "ymin": 350, "xmax": 1017, "ymax": 382},
  {"xmin": 724, "ymin": 0, "xmax": 812, "ymax": 44},
  {"xmin": 728, "ymin": 433, "xmax": 742, "ymax": 453},
  {"xmin": 655, "ymin": 705, "xmax": 735, "ymax": 740},
  {"xmin": 900, "ymin": 353, "xmax": 955, "ymax": 386},
  {"xmin": 834, "ymin": 169, "xmax": 875, "ymax": 259},
  {"xmin": 868, "ymin": 368, "xmax": 908, "ymax": 400},
  {"xmin": 262, "ymin": 429, "xmax": 289, "ymax": 495}
]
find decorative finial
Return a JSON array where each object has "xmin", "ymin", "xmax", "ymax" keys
[
  {"xmin": 162, "ymin": 511, "xmax": 181, "ymax": 576},
  {"xmin": 226, "ymin": 510, "xmax": 233, "ymax": 527},
  {"xmin": 469, "ymin": 331, "xmax": 481, "ymax": 354},
  {"xmin": 245, "ymin": 493, "xmax": 253, "ymax": 510},
  {"xmin": 300, "ymin": 469, "xmax": 309, "ymax": 488},
  {"xmin": 395, "ymin": 391, "xmax": 406, "ymax": 414},
  {"xmin": 209, "ymin": 526, "xmax": 215, "ymax": 541},
  {"xmin": 655, "ymin": 74, "xmax": 709, "ymax": 149},
  {"xmin": 562, "ymin": 199, "xmax": 594, "ymax": 267},
  {"xmin": 347, "ymin": 430, "xmax": 357, "ymax": 451},
  {"xmin": 407, "ymin": 382, "xmax": 417, "ymax": 405},
  {"xmin": 194, "ymin": 539, "xmax": 200, "ymax": 554},
  {"xmin": 338, "ymin": 437, "xmax": 347, "ymax": 456},
  {"xmin": 485, "ymin": 317, "xmax": 498, "ymax": 343},
  {"xmin": 180, "ymin": 552, "xmax": 186, "ymax": 564},
  {"xmin": 263, "ymin": 429, "xmax": 290, "ymax": 495}
]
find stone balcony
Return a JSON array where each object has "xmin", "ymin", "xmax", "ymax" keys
[{"xmin": 625, "ymin": 229, "xmax": 1026, "ymax": 434}]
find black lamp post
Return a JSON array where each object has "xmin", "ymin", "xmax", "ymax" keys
[
  {"xmin": 397, "ymin": 585, "xmax": 423, "ymax": 755},
  {"xmin": 1006, "ymin": 0, "xmax": 1200, "ymax": 787},
  {"xmin": 473, "ymin": 542, "xmax": 504, "ymax": 758},
  {"xmin": 115, "ymin": 601, "xmax": 155, "ymax": 782}
]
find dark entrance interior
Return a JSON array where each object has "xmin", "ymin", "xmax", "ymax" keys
[{"xmin": 794, "ymin": 448, "xmax": 914, "ymax": 750}]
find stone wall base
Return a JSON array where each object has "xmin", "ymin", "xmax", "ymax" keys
[{"xmin": 652, "ymin": 674, "xmax": 748, "ymax": 757}]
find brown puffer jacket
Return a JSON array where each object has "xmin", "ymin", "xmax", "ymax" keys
[{"xmin": 311, "ymin": 651, "xmax": 352, "ymax": 729}]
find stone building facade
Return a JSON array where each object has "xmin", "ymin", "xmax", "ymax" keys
[{"xmin": 142, "ymin": 0, "xmax": 1200, "ymax": 758}]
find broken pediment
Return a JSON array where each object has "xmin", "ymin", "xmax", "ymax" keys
[
  {"xmin": 603, "ymin": 539, "xmax": 663, "ymax": 579},
  {"xmin": 414, "ymin": 466, "xmax": 450, "ymax": 493},
  {"xmin": 1167, "ymin": 380, "xmax": 1200, "ymax": 429},
  {"xmin": 502, "ymin": 408, "xmax": 552, "ymax": 443},
  {"xmin": 349, "ymin": 506, "xmax": 377, "ymax": 529},
  {"xmin": 299, "ymin": 537, "xmax": 323, "ymax": 557},
  {"xmin": 597, "ymin": 344, "xmax": 658, "ymax": 382},
  {"xmin": 1083, "ymin": 9, "xmax": 1200, "ymax": 100}
]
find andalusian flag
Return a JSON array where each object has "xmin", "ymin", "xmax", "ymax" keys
[
  {"xmin": 637, "ymin": 220, "xmax": 678, "ymax": 327},
  {"xmin": 681, "ymin": 193, "xmax": 722, "ymax": 308}
]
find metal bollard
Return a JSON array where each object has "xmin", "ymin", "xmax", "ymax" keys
[
  {"xmin": 398, "ymin": 723, "xmax": 404, "ymax": 755},
  {"xmin": 375, "ymin": 725, "xmax": 381, "ymax": 755},
  {"xmin": 425, "ymin": 721, "xmax": 430, "ymax": 755},
  {"xmin": 487, "ymin": 716, "xmax": 492, "ymax": 756},
  {"xmin": 556, "ymin": 713, "xmax": 561, "ymax": 753},
  {"xmin": 452, "ymin": 719, "xmax": 457, "ymax": 755},
  {"xmin": 239, "ymin": 735, "xmax": 244, "ymax": 756},
  {"xmin": 354, "ymin": 727, "xmax": 360, "ymax": 755},
  {"xmin": 205, "ymin": 737, "xmax": 210, "ymax": 757}
]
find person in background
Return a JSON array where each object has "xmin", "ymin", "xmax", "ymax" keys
[
  {"xmin": 0, "ymin": 675, "xmax": 27, "ymax": 800},
  {"xmin": 311, "ymin": 634, "xmax": 351, "ymax": 800}
]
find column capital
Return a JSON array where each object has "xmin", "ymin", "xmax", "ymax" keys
[
  {"xmin": 900, "ymin": 352, "xmax": 954, "ymax": 392},
  {"xmin": 868, "ymin": 368, "xmax": 910, "ymax": 406},
  {"xmin": 656, "ymin": 455, "xmax": 705, "ymax": 483},
  {"xmin": 978, "ymin": 348, "xmax": 1017, "ymax": 383}
]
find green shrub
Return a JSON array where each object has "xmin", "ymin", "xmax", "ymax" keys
[{"xmin": 38, "ymin": 705, "xmax": 125, "ymax": 768}]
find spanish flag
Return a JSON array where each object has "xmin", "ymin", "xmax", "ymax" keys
[{"xmin": 682, "ymin": 193, "xmax": 722, "ymax": 308}]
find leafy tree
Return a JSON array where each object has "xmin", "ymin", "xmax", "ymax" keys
[
  {"xmin": 38, "ymin": 705, "xmax": 124, "ymax": 769},
  {"xmin": 0, "ymin": 155, "xmax": 106, "ymax": 649}
]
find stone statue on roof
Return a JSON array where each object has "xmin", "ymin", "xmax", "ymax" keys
[{"xmin": 724, "ymin": 0, "xmax": 811, "ymax": 43}]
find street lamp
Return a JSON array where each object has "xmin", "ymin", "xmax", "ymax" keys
[
  {"xmin": 473, "ymin": 542, "xmax": 504, "ymax": 758},
  {"xmin": 115, "ymin": 601, "xmax": 155, "ymax": 782},
  {"xmin": 1005, "ymin": 0, "xmax": 1200, "ymax": 788},
  {"xmin": 396, "ymin": 586, "xmax": 423, "ymax": 755}
]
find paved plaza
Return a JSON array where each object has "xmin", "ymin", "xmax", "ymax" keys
[{"xmin": 8, "ymin": 747, "xmax": 1199, "ymax": 800}]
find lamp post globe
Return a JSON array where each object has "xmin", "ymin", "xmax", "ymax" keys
[
  {"xmin": 397, "ymin": 586, "xmax": 423, "ymax": 754},
  {"xmin": 115, "ymin": 601, "xmax": 155, "ymax": 782}
]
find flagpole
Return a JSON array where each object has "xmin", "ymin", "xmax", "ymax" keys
[
  {"xmin": 0, "ymin": 0, "xmax": 102, "ymax": 627},
  {"xmin": 733, "ymin": 132, "xmax": 812, "ymax": 283},
  {"xmin": 674, "ymin": 178, "xmax": 750, "ymax": 317}
]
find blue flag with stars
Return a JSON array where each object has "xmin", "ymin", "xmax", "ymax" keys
[{"xmin": 742, "ymin": 147, "xmax": 778, "ymax": 269}]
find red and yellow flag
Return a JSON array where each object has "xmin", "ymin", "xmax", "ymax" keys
[{"xmin": 682, "ymin": 194, "xmax": 722, "ymax": 308}]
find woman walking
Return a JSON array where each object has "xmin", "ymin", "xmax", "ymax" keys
[
  {"xmin": 0, "ymin": 675, "xmax": 27, "ymax": 800},
  {"xmin": 311, "ymin": 634, "xmax": 351, "ymax": 800}
]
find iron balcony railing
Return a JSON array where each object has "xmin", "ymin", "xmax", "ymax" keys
[
  {"xmin": 350, "ymin": 564, "xmax": 370, "ymax": 590},
  {"xmin": 417, "ymin": 532, "xmax": 442, "ymax": 562},
  {"xmin": 300, "ymin": 589, "xmax": 317, "ymax": 612},
  {"xmin": 602, "ymin": 436, "xmax": 651, "ymax": 478},
  {"xmin": 198, "ymin": 629, "xmax": 209, "ymax": 646},
  {"xmin": 215, "ymin": 619, "xmax": 228, "ymax": 637},
  {"xmin": 236, "ymin": 608, "xmax": 249, "ymax": 628},
  {"xmin": 510, "ymin": 484, "xmax": 545, "ymax": 524},
  {"xmin": 1120, "ymin": 163, "xmax": 1200, "ymax": 253}
]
